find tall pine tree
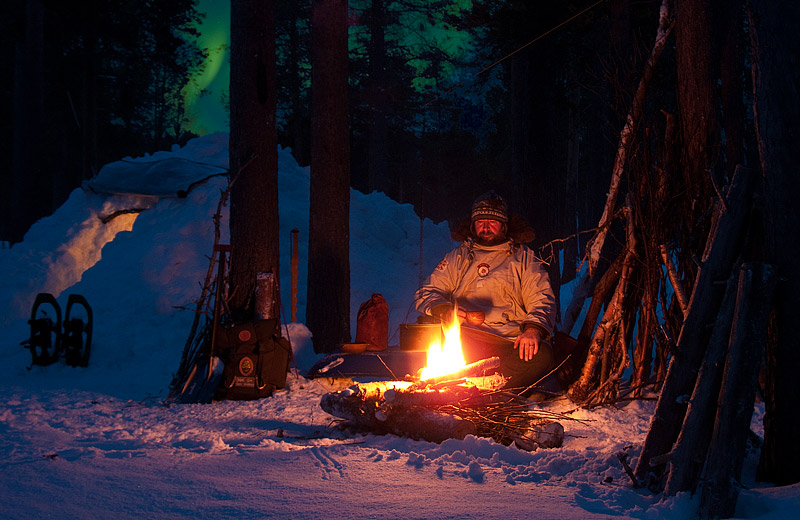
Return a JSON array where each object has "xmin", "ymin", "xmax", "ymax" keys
[
  {"xmin": 307, "ymin": 0, "xmax": 351, "ymax": 352},
  {"xmin": 228, "ymin": 0, "xmax": 280, "ymax": 317}
]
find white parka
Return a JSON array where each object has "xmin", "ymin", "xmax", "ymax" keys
[{"xmin": 414, "ymin": 238, "xmax": 556, "ymax": 340}]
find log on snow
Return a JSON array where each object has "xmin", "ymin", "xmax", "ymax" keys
[
  {"xmin": 379, "ymin": 406, "xmax": 478, "ymax": 443},
  {"xmin": 319, "ymin": 388, "xmax": 477, "ymax": 442},
  {"xmin": 319, "ymin": 377, "xmax": 562, "ymax": 449},
  {"xmin": 509, "ymin": 420, "xmax": 565, "ymax": 451}
]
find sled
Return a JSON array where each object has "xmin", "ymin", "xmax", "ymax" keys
[{"xmin": 308, "ymin": 347, "xmax": 427, "ymax": 379}]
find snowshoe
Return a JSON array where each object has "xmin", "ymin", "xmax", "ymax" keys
[
  {"xmin": 21, "ymin": 293, "xmax": 62, "ymax": 367},
  {"xmin": 63, "ymin": 294, "xmax": 93, "ymax": 367}
]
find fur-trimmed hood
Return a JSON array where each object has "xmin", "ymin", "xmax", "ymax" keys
[{"xmin": 450, "ymin": 214, "xmax": 536, "ymax": 245}]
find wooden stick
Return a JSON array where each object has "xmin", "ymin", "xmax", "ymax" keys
[{"xmin": 660, "ymin": 244, "xmax": 689, "ymax": 315}]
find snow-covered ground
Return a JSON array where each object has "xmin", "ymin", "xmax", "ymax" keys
[{"xmin": 1, "ymin": 134, "xmax": 796, "ymax": 519}]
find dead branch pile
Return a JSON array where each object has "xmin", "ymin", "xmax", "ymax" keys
[
  {"xmin": 538, "ymin": 1, "xmax": 783, "ymax": 515},
  {"xmin": 167, "ymin": 172, "xmax": 237, "ymax": 402}
]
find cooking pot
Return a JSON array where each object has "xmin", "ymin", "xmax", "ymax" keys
[{"xmin": 399, "ymin": 323, "xmax": 443, "ymax": 351}]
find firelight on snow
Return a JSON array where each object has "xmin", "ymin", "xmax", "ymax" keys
[{"xmin": 419, "ymin": 309, "xmax": 467, "ymax": 380}]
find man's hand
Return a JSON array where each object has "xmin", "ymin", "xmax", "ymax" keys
[
  {"xmin": 514, "ymin": 327, "xmax": 544, "ymax": 362},
  {"xmin": 430, "ymin": 303, "xmax": 454, "ymax": 324}
]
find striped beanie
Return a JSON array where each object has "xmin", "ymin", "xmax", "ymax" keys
[{"xmin": 471, "ymin": 191, "xmax": 509, "ymax": 223}]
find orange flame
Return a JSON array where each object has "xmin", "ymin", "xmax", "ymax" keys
[{"xmin": 419, "ymin": 309, "xmax": 467, "ymax": 380}]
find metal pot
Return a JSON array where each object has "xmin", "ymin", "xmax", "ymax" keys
[{"xmin": 399, "ymin": 323, "xmax": 443, "ymax": 351}]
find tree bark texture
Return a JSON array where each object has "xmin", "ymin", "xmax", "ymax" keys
[
  {"xmin": 750, "ymin": 0, "xmax": 800, "ymax": 487},
  {"xmin": 699, "ymin": 263, "xmax": 777, "ymax": 519},
  {"xmin": 307, "ymin": 0, "xmax": 351, "ymax": 352},
  {"xmin": 633, "ymin": 165, "xmax": 755, "ymax": 486},
  {"xmin": 714, "ymin": 0, "xmax": 747, "ymax": 180},
  {"xmin": 674, "ymin": 0, "xmax": 719, "ymax": 254},
  {"xmin": 660, "ymin": 244, "xmax": 688, "ymax": 316},
  {"xmin": 228, "ymin": 0, "xmax": 280, "ymax": 315}
]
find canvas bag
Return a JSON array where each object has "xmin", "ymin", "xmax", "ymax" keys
[{"xmin": 214, "ymin": 319, "xmax": 291, "ymax": 400}]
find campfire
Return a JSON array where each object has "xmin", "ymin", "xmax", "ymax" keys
[
  {"xmin": 419, "ymin": 309, "xmax": 467, "ymax": 380},
  {"xmin": 320, "ymin": 310, "xmax": 568, "ymax": 451}
]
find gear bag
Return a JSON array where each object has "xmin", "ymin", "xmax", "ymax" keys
[
  {"xmin": 214, "ymin": 319, "xmax": 291, "ymax": 400},
  {"xmin": 354, "ymin": 293, "xmax": 389, "ymax": 351}
]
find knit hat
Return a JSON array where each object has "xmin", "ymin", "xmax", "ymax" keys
[{"xmin": 471, "ymin": 191, "xmax": 509, "ymax": 224}]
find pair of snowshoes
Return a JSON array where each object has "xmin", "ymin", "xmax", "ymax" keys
[{"xmin": 21, "ymin": 293, "xmax": 93, "ymax": 368}]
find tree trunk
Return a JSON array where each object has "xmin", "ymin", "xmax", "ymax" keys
[
  {"xmin": 674, "ymin": 0, "xmax": 718, "ymax": 253},
  {"xmin": 632, "ymin": 0, "xmax": 729, "ymax": 485},
  {"xmin": 634, "ymin": 165, "xmax": 755, "ymax": 486},
  {"xmin": 750, "ymin": 0, "xmax": 800, "ymax": 486},
  {"xmin": 228, "ymin": 0, "xmax": 280, "ymax": 316},
  {"xmin": 10, "ymin": 0, "xmax": 47, "ymax": 245},
  {"xmin": 320, "ymin": 380, "xmax": 564, "ymax": 449},
  {"xmin": 307, "ymin": 0, "xmax": 351, "ymax": 352},
  {"xmin": 699, "ymin": 263, "xmax": 777, "ymax": 519},
  {"xmin": 715, "ymin": 0, "xmax": 747, "ymax": 180}
]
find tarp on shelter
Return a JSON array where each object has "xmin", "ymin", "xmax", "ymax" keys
[{"xmin": 83, "ymin": 157, "xmax": 227, "ymax": 198}]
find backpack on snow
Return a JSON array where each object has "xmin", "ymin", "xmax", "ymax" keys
[{"xmin": 213, "ymin": 318, "xmax": 291, "ymax": 401}]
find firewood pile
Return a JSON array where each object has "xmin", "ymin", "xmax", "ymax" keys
[{"xmin": 320, "ymin": 357, "xmax": 569, "ymax": 451}]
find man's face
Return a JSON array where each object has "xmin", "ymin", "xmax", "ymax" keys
[{"xmin": 473, "ymin": 219, "xmax": 506, "ymax": 245}]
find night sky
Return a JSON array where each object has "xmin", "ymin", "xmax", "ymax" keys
[{"xmin": 185, "ymin": 0, "xmax": 230, "ymax": 135}]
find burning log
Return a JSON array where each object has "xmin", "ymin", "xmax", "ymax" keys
[
  {"xmin": 322, "ymin": 310, "xmax": 567, "ymax": 449},
  {"xmin": 384, "ymin": 374, "xmax": 507, "ymax": 407},
  {"xmin": 319, "ymin": 383, "xmax": 478, "ymax": 442},
  {"xmin": 411, "ymin": 356, "xmax": 501, "ymax": 390},
  {"xmin": 384, "ymin": 384, "xmax": 481, "ymax": 407},
  {"xmin": 320, "ymin": 360, "xmax": 566, "ymax": 450}
]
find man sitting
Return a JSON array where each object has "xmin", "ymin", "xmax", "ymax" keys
[{"xmin": 414, "ymin": 191, "xmax": 557, "ymax": 394}]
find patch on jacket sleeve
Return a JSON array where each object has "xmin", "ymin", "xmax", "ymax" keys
[{"xmin": 435, "ymin": 258, "xmax": 449, "ymax": 271}]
